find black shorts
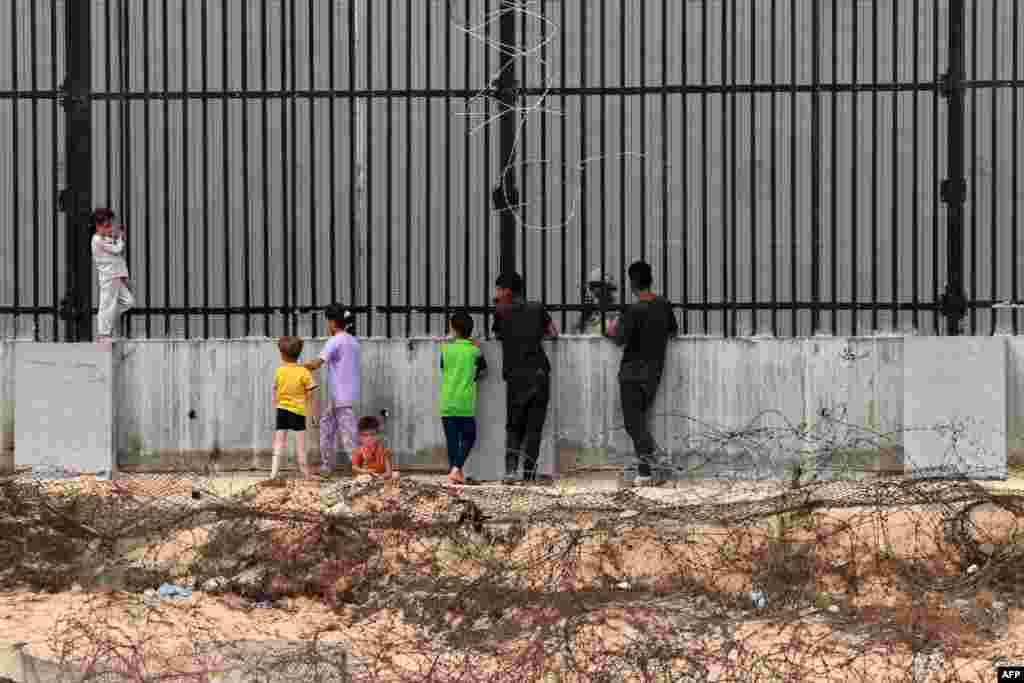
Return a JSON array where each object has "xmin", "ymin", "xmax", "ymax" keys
[{"xmin": 275, "ymin": 408, "xmax": 306, "ymax": 432}]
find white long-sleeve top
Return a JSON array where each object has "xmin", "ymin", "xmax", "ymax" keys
[{"xmin": 91, "ymin": 234, "xmax": 129, "ymax": 281}]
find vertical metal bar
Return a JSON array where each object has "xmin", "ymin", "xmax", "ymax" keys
[
  {"xmin": 202, "ymin": 0, "xmax": 211, "ymax": 337},
  {"xmin": 385, "ymin": 0, "xmax": 393, "ymax": 337},
  {"xmin": 518, "ymin": 6, "xmax": 527, "ymax": 286},
  {"xmin": 599, "ymin": 0, "xmax": 606, "ymax": 331},
  {"xmin": 105, "ymin": 0, "xmax": 113, "ymax": 204},
  {"xmin": 891, "ymin": 0, "xmax": 899, "ymax": 330},
  {"xmin": 559, "ymin": 0, "xmax": 567, "ymax": 332},
  {"xmin": 790, "ymin": 1, "xmax": 797, "ymax": 337},
  {"xmin": 770, "ymin": 0, "xmax": 777, "ymax": 336},
  {"xmin": 51, "ymin": 0, "xmax": 59, "ymax": 340},
  {"xmin": 162, "ymin": 0, "xmax": 171, "ymax": 335},
  {"xmin": 226, "ymin": 1, "xmax": 235, "ymax": 336},
  {"xmin": 750, "ymin": 0, "xmax": 758, "ymax": 337},
  {"xmin": 912, "ymin": 0, "xmax": 920, "ymax": 332},
  {"xmin": 681, "ymin": 0, "xmax": 689, "ymax": 335},
  {"xmin": 830, "ymin": 0, "xmax": 837, "ymax": 335},
  {"xmin": 871, "ymin": 0, "xmax": 878, "ymax": 333},
  {"xmin": 348, "ymin": 0, "xmax": 357, "ymax": 331},
  {"xmin": 260, "ymin": 0, "xmax": 269, "ymax": 336},
  {"xmin": 308, "ymin": 0, "xmax": 317, "ymax": 336},
  {"xmin": 444, "ymin": 0, "xmax": 454, "ymax": 327},
  {"xmin": 281, "ymin": 0, "xmax": 289, "ymax": 336},
  {"xmin": 11, "ymin": 0, "xmax": 20, "ymax": 337},
  {"xmin": 425, "ymin": 1, "xmax": 432, "ymax": 333},
  {"xmin": 728, "ymin": 0, "xmax": 737, "ymax": 337},
  {"xmin": 289, "ymin": 0, "xmax": 297, "ymax": 335},
  {"xmin": 241, "ymin": 1, "xmax": 252, "ymax": 337},
  {"xmin": 31, "ymin": 0, "xmax": 41, "ymax": 339},
  {"xmin": 364, "ymin": 0, "xmax": 374, "ymax": 337},
  {"xmin": 639, "ymin": 0, "xmax": 647, "ymax": 263},
  {"xmin": 1014, "ymin": 0, "xmax": 1020, "ymax": 334},
  {"xmin": 540, "ymin": 0, "xmax": 548, "ymax": 309},
  {"xmin": 852, "ymin": 0, "xmax": 859, "ymax": 335},
  {"xmin": 933, "ymin": 1, "xmax": 940, "ymax": 335},
  {"xmin": 497, "ymin": 0, "xmax": 518, "ymax": 277},
  {"xmin": 990, "ymin": 0, "xmax": 999, "ymax": 335},
  {"xmin": 446, "ymin": 0, "xmax": 455, "ymax": 325},
  {"xmin": 810, "ymin": 0, "xmax": 821, "ymax": 335},
  {"xmin": 701, "ymin": 0, "xmax": 708, "ymax": 334},
  {"xmin": 144, "ymin": 0, "xmax": 153, "ymax": 338},
  {"xmin": 119, "ymin": 0, "xmax": 131, "ymax": 338},
  {"xmin": 182, "ymin": 0, "xmax": 190, "ymax": 338},
  {"xmin": 64, "ymin": 0, "xmax": 93, "ymax": 342},
  {"xmin": 463, "ymin": 0, "xmax": 471, "ymax": 326},
  {"xmin": 969, "ymin": 0, "xmax": 977, "ymax": 334},
  {"xmin": 405, "ymin": 0, "xmax": 412, "ymax": 336},
  {"xmin": 580, "ymin": 0, "xmax": 588, "ymax": 334},
  {"xmin": 329, "ymin": 0, "xmax": 338, "ymax": 323},
  {"xmin": 941, "ymin": 0, "xmax": 968, "ymax": 335},
  {"xmin": 660, "ymin": 0, "xmax": 668, "ymax": 297},
  {"xmin": 483, "ymin": 0, "xmax": 493, "ymax": 337},
  {"xmin": 722, "ymin": 0, "xmax": 729, "ymax": 337}
]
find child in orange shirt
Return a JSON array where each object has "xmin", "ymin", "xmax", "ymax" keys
[
  {"xmin": 350, "ymin": 415, "xmax": 398, "ymax": 479},
  {"xmin": 261, "ymin": 336, "xmax": 318, "ymax": 482}
]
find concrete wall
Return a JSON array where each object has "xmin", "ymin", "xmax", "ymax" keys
[{"xmin": 4, "ymin": 334, "xmax": 1020, "ymax": 481}]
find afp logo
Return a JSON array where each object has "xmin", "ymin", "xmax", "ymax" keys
[{"xmin": 1000, "ymin": 667, "xmax": 1024, "ymax": 680}]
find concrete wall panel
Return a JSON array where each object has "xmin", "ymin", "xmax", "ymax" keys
[{"xmin": 0, "ymin": 336, "xmax": 1011, "ymax": 480}]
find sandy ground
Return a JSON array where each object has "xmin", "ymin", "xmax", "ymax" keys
[{"xmin": 4, "ymin": 471, "xmax": 1024, "ymax": 682}]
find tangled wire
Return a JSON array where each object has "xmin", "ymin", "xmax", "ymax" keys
[{"xmin": 3, "ymin": 458, "xmax": 1024, "ymax": 682}]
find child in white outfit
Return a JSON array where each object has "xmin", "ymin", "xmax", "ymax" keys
[{"xmin": 90, "ymin": 207, "xmax": 135, "ymax": 340}]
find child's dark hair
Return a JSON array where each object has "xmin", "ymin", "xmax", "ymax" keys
[
  {"xmin": 358, "ymin": 415, "xmax": 381, "ymax": 432},
  {"xmin": 495, "ymin": 271, "xmax": 524, "ymax": 294},
  {"xmin": 325, "ymin": 303, "xmax": 355, "ymax": 330},
  {"xmin": 449, "ymin": 311, "xmax": 474, "ymax": 338},
  {"xmin": 278, "ymin": 335, "xmax": 303, "ymax": 361},
  {"xmin": 627, "ymin": 260, "xmax": 653, "ymax": 291},
  {"xmin": 92, "ymin": 207, "xmax": 115, "ymax": 225}
]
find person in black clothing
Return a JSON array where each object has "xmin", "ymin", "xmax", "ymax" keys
[
  {"xmin": 606, "ymin": 261, "xmax": 678, "ymax": 485},
  {"xmin": 492, "ymin": 271, "xmax": 559, "ymax": 483}
]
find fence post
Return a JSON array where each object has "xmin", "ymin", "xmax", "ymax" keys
[
  {"xmin": 59, "ymin": 0, "xmax": 93, "ymax": 342},
  {"xmin": 493, "ymin": 0, "xmax": 519, "ymax": 277},
  {"xmin": 940, "ymin": 0, "xmax": 968, "ymax": 336}
]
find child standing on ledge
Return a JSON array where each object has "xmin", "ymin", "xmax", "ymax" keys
[
  {"xmin": 439, "ymin": 311, "xmax": 488, "ymax": 484},
  {"xmin": 264, "ymin": 336, "xmax": 318, "ymax": 482},
  {"xmin": 90, "ymin": 207, "xmax": 135, "ymax": 342}
]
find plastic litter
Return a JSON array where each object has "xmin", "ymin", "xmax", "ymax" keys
[
  {"xmin": 158, "ymin": 583, "xmax": 193, "ymax": 599},
  {"xmin": 750, "ymin": 590, "xmax": 767, "ymax": 609}
]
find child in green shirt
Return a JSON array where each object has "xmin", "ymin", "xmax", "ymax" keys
[{"xmin": 439, "ymin": 311, "xmax": 488, "ymax": 484}]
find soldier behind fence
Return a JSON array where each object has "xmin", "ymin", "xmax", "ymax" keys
[
  {"xmin": 90, "ymin": 207, "xmax": 135, "ymax": 342},
  {"xmin": 304, "ymin": 304, "xmax": 360, "ymax": 478}
]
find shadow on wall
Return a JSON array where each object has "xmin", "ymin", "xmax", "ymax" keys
[{"xmin": 0, "ymin": 399, "xmax": 12, "ymax": 473}]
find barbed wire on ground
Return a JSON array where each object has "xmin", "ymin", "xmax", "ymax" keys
[{"xmin": 3, "ymin": 405, "xmax": 1024, "ymax": 682}]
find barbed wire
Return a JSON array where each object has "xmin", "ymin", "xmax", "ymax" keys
[
  {"xmin": 452, "ymin": 1, "xmax": 657, "ymax": 236},
  {"xmin": 3, "ymin": 404, "xmax": 1024, "ymax": 682}
]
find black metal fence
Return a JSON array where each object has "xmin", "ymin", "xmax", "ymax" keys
[{"xmin": 0, "ymin": 0, "xmax": 1021, "ymax": 341}]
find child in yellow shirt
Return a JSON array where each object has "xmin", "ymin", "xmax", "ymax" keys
[{"xmin": 265, "ymin": 336, "xmax": 318, "ymax": 481}]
